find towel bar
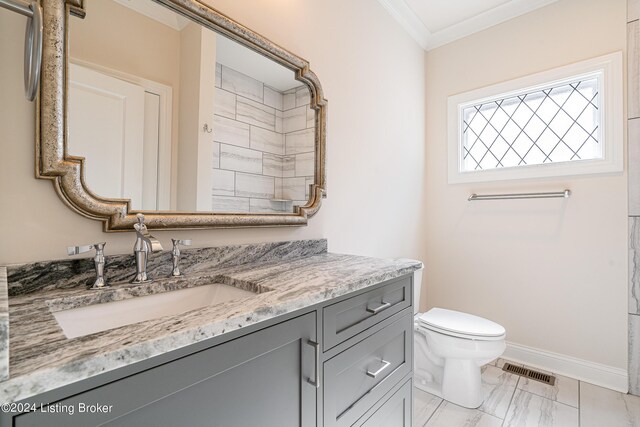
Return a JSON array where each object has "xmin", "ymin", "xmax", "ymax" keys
[{"xmin": 468, "ymin": 190, "xmax": 571, "ymax": 201}]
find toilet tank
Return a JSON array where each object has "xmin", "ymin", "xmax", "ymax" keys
[{"xmin": 396, "ymin": 259, "xmax": 424, "ymax": 314}]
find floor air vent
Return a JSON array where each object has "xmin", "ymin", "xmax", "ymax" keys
[{"xmin": 502, "ymin": 362, "xmax": 556, "ymax": 386}]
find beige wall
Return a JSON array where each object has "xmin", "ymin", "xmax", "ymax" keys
[
  {"xmin": 177, "ymin": 23, "xmax": 216, "ymax": 211},
  {"xmin": 0, "ymin": 1, "xmax": 427, "ymax": 267},
  {"xmin": 69, "ymin": 0, "xmax": 181, "ymax": 88},
  {"xmin": 424, "ymin": 0, "xmax": 628, "ymax": 369}
]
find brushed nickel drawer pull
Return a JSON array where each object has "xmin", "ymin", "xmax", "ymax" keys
[
  {"xmin": 307, "ymin": 340, "xmax": 320, "ymax": 388},
  {"xmin": 366, "ymin": 359, "xmax": 391, "ymax": 378},
  {"xmin": 366, "ymin": 301, "xmax": 391, "ymax": 314}
]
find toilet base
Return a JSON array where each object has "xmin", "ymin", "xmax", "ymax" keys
[
  {"xmin": 414, "ymin": 360, "xmax": 483, "ymax": 409},
  {"xmin": 442, "ymin": 359, "xmax": 483, "ymax": 408}
]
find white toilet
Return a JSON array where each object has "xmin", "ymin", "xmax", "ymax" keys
[{"xmin": 411, "ymin": 264, "xmax": 506, "ymax": 409}]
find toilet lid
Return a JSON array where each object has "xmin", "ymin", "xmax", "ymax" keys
[{"xmin": 418, "ymin": 308, "xmax": 505, "ymax": 338}]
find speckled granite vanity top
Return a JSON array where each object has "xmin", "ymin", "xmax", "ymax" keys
[{"xmin": 0, "ymin": 239, "xmax": 421, "ymax": 403}]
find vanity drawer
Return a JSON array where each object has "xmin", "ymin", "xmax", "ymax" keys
[
  {"xmin": 323, "ymin": 276, "xmax": 411, "ymax": 350},
  {"xmin": 323, "ymin": 310, "xmax": 412, "ymax": 427},
  {"xmin": 353, "ymin": 378, "xmax": 412, "ymax": 427}
]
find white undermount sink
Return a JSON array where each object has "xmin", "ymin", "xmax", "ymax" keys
[{"xmin": 52, "ymin": 284, "xmax": 257, "ymax": 339}]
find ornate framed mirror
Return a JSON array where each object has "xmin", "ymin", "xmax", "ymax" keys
[{"xmin": 36, "ymin": 0, "xmax": 327, "ymax": 231}]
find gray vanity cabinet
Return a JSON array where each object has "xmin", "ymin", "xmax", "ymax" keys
[
  {"xmin": 6, "ymin": 274, "xmax": 416, "ymax": 427},
  {"xmin": 13, "ymin": 312, "xmax": 317, "ymax": 427}
]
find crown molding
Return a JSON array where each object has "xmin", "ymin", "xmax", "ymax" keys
[
  {"xmin": 376, "ymin": 0, "xmax": 431, "ymax": 50},
  {"xmin": 377, "ymin": 0, "xmax": 559, "ymax": 51}
]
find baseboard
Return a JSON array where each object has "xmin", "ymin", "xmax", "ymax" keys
[{"xmin": 504, "ymin": 342, "xmax": 628, "ymax": 393}]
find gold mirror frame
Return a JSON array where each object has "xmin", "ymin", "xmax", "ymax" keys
[{"xmin": 36, "ymin": 0, "xmax": 327, "ymax": 231}]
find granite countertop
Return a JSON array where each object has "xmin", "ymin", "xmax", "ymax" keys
[{"xmin": 0, "ymin": 239, "xmax": 421, "ymax": 403}]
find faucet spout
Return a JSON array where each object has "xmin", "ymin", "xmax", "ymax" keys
[
  {"xmin": 131, "ymin": 213, "xmax": 162, "ymax": 284},
  {"xmin": 148, "ymin": 235, "xmax": 163, "ymax": 253}
]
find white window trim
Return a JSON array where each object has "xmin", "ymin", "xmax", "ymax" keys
[{"xmin": 447, "ymin": 52, "xmax": 623, "ymax": 184}]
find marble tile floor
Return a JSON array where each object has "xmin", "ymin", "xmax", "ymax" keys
[{"xmin": 414, "ymin": 359, "xmax": 640, "ymax": 427}]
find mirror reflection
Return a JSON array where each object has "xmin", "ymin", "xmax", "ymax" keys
[{"xmin": 68, "ymin": 0, "xmax": 315, "ymax": 213}]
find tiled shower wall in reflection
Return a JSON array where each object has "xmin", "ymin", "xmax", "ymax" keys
[
  {"xmin": 211, "ymin": 63, "xmax": 315, "ymax": 213},
  {"xmin": 628, "ymin": 0, "xmax": 640, "ymax": 397}
]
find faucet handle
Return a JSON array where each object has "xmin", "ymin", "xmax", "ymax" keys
[
  {"xmin": 67, "ymin": 242, "xmax": 108, "ymax": 289},
  {"xmin": 170, "ymin": 239, "xmax": 192, "ymax": 277},
  {"xmin": 171, "ymin": 239, "xmax": 192, "ymax": 248},
  {"xmin": 67, "ymin": 242, "xmax": 105, "ymax": 256}
]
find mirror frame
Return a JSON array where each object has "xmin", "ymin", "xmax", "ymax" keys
[{"xmin": 36, "ymin": 0, "xmax": 327, "ymax": 231}]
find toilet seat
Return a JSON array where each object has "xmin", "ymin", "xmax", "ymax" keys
[
  {"xmin": 416, "ymin": 322, "xmax": 505, "ymax": 341},
  {"xmin": 416, "ymin": 308, "xmax": 506, "ymax": 341}
]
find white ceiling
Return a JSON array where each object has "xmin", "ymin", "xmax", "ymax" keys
[
  {"xmin": 113, "ymin": 0, "xmax": 191, "ymax": 30},
  {"xmin": 216, "ymin": 36, "xmax": 298, "ymax": 92},
  {"xmin": 377, "ymin": 0, "xmax": 560, "ymax": 51}
]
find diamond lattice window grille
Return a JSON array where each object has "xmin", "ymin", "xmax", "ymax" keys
[{"xmin": 461, "ymin": 77, "xmax": 600, "ymax": 172}]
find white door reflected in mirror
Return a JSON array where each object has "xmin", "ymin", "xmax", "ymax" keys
[{"xmin": 68, "ymin": 63, "xmax": 171, "ymax": 210}]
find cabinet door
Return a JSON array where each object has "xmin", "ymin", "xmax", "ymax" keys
[{"xmin": 15, "ymin": 312, "xmax": 317, "ymax": 427}]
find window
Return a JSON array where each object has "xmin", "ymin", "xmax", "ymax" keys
[{"xmin": 447, "ymin": 52, "xmax": 623, "ymax": 183}]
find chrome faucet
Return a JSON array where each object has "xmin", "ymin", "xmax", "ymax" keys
[
  {"xmin": 131, "ymin": 213, "xmax": 163, "ymax": 284},
  {"xmin": 171, "ymin": 239, "xmax": 192, "ymax": 277},
  {"xmin": 67, "ymin": 242, "xmax": 108, "ymax": 289}
]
